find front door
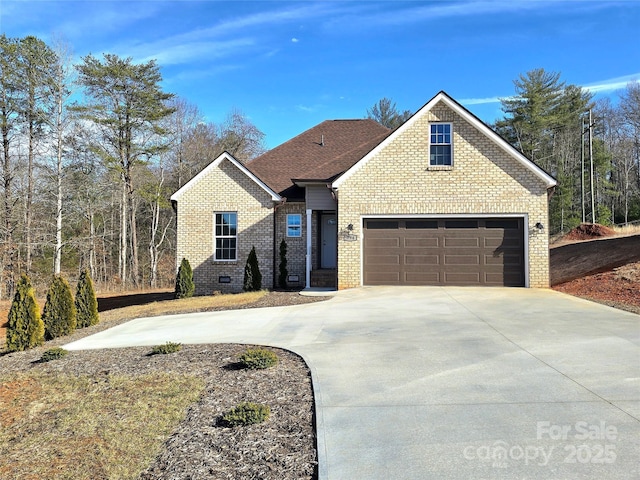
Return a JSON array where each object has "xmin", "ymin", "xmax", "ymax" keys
[{"xmin": 321, "ymin": 214, "xmax": 337, "ymax": 268}]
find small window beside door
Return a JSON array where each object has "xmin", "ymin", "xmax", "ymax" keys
[{"xmin": 287, "ymin": 214, "xmax": 302, "ymax": 237}]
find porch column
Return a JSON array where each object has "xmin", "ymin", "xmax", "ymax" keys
[{"xmin": 306, "ymin": 209, "xmax": 312, "ymax": 288}]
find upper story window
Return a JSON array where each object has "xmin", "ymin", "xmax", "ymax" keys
[
  {"xmin": 214, "ymin": 212, "xmax": 237, "ymax": 261},
  {"xmin": 430, "ymin": 123, "xmax": 452, "ymax": 166},
  {"xmin": 287, "ymin": 214, "xmax": 302, "ymax": 237}
]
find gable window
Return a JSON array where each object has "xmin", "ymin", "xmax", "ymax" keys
[
  {"xmin": 214, "ymin": 212, "xmax": 237, "ymax": 260},
  {"xmin": 287, "ymin": 214, "xmax": 302, "ymax": 237},
  {"xmin": 430, "ymin": 123, "xmax": 452, "ymax": 166}
]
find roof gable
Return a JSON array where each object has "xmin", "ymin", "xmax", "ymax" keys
[
  {"xmin": 332, "ymin": 91, "xmax": 556, "ymax": 189},
  {"xmin": 246, "ymin": 119, "xmax": 390, "ymax": 196},
  {"xmin": 170, "ymin": 151, "xmax": 281, "ymax": 202}
]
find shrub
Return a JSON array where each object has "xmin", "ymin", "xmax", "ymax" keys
[
  {"xmin": 150, "ymin": 342, "xmax": 182, "ymax": 355},
  {"xmin": 6, "ymin": 275, "xmax": 44, "ymax": 352},
  {"xmin": 243, "ymin": 246, "xmax": 262, "ymax": 292},
  {"xmin": 278, "ymin": 239, "xmax": 288, "ymax": 289},
  {"xmin": 175, "ymin": 258, "xmax": 195, "ymax": 299},
  {"xmin": 221, "ymin": 402, "xmax": 270, "ymax": 427},
  {"xmin": 238, "ymin": 347, "xmax": 278, "ymax": 369},
  {"xmin": 40, "ymin": 347, "xmax": 69, "ymax": 362},
  {"xmin": 43, "ymin": 275, "xmax": 77, "ymax": 341},
  {"xmin": 75, "ymin": 268, "xmax": 99, "ymax": 328}
]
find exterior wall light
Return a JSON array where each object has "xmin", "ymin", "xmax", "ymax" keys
[{"xmin": 535, "ymin": 222, "xmax": 544, "ymax": 230}]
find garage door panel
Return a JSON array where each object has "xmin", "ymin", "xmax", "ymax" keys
[
  {"xmin": 444, "ymin": 254, "xmax": 480, "ymax": 265},
  {"xmin": 484, "ymin": 237, "xmax": 522, "ymax": 248},
  {"xmin": 404, "ymin": 237, "xmax": 439, "ymax": 247},
  {"xmin": 365, "ymin": 255, "xmax": 400, "ymax": 265},
  {"xmin": 485, "ymin": 254, "xmax": 523, "ymax": 266},
  {"xmin": 365, "ymin": 237, "xmax": 400, "ymax": 248},
  {"xmin": 445, "ymin": 272, "xmax": 481, "ymax": 283},
  {"xmin": 363, "ymin": 218, "xmax": 525, "ymax": 287},
  {"xmin": 405, "ymin": 272, "xmax": 441, "ymax": 283},
  {"xmin": 444, "ymin": 237, "xmax": 479, "ymax": 247},
  {"xmin": 404, "ymin": 254, "xmax": 439, "ymax": 265},
  {"xmin": 365, "ymin": 272, "xmax": 400, "ymax": 283}
]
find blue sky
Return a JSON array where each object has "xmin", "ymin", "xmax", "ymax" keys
[{"xmin": 2, "ymin": 0, "xmax": 639, "ymax": 148}]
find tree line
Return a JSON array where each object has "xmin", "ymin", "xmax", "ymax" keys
[
  {"xmin": 1, "ymin": 34, "xmax": 638, "ymax": 299},
  {"xmin": 0, "ymin": 35, "xmax": 266, "ymax": 298}
]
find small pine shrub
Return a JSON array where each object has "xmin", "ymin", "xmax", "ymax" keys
[
  {"xmin": 43, "ymin": 275, "xmax": 77, "ymax": 341},
  {"xmin": 278, "ymin": 239, "xmax": 288, "ymax": 289},
  {"xmin": 243, "ymin": 246, "xmax": 262, "ymax": 292},
  {"xmin": 238, "ymin": 347, "xmax": 278, "ymax": 370},
  {"xmin": 175, "ymin": 258, "xmax": 195, "ymax": 299},
  {"xmin": 150, "ymin": 342, "xmax": 182, "ymax": 355},
  {"xmin": 75, "ymin": 268, "xmax": 99, "ymax": 328},
  {"xmin": 222, "ymin": 402, "xmax": 270, "ymax": 427},
  {"xmin": 40, "ymin": 347, "xmax": 69, "ymax": 363},
  {"xmin": 6, "ymin": 275, "xmax": 44, "ymax": 352}
]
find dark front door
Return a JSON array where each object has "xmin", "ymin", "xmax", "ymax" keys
[{"xmin": 321, "ymin": 214, "xmax": 337, "ymax": 268}]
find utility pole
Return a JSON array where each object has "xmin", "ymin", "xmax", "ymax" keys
[
  {"xmin": 589, "ymin": 109, "xmax": 596, "ymax": 224},
  {"xmin": 581, "ymin": 118, "xmax": 586, "ymax": 224}
]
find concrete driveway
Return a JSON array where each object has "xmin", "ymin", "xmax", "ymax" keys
[{"xmin": 65, "ymin": 287, "xmax": 640, "ymax": 479}]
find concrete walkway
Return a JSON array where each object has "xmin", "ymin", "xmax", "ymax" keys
[{"xmin": 65, "ymin": 287, "xmax": 640, "ymax": 479}]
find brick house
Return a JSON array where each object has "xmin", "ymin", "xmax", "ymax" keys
[{"xmin": 171, "ymin": 91, "xmax": 556, "ymax": 294}]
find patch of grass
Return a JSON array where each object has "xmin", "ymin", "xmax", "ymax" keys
[
  {"xmin": 221, "ymin": 402, "xmax": 270, "ymax": 427},
  {"xmin": 99, "ymin": 290, "xmax": 268, "ymax": 324},
  {"xmin": 149, "ymin": 342, "xmax": 182, "ymax": 355},
  {"xmin": 0, "ymin": 371, "xmax": 204, "ymax": 480},
  {"xmin": 39, "ymin": 347, "xmax": 69, "ymax": 362},
  {"xmin": 238, "ymin": 347, "xmax": 279, "ymax": 370}
]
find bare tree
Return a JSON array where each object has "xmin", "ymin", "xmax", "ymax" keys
[{"xmin": 366, "ymin": 97, "xmax": 412, "ymax": 129}]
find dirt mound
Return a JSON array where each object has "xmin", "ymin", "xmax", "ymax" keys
[{"xmin": 562, "ymin": 223, "xmax": 616, "ymax": 241}]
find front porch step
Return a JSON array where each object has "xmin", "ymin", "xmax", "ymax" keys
[{"xmin": 310, "ymin": 269, "xmax": 337, "ymax": 289}]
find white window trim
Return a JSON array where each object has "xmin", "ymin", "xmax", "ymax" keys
[
  {"xmin": 429, "ymin": 122, "xmax": 453, "ymax": 167},
  {"xmin": 286, "ymin": 213, "xmax": 302, "ymax": 238},
  {"xmin": 214, "ymin": 212, "xmax": 238, "ymax": 261}
]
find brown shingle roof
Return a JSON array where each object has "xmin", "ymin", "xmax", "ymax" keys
[{"xmin": 246, "ymin": 119, "xmax": 391, "ymax": 198}]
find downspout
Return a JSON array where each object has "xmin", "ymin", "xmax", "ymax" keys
[{"xmin": 273, "ymin": 198, "xmax": 287, "ymax": 289}]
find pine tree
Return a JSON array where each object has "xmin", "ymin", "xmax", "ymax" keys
[
  {"xmin": 6, "ymin": 275, "xmax": 44, "ymax": 352},
  {"xmin": 278, "ymin": 239, "xmax": 288, "ymax": 289},
  {"xmin": 175, "ymin": 257, "xmax": 195, "ymax": 298},
  {"xmin": 243, "ymin": 246, "xmax": 262, "ymax": 292},
  {"xmin": 43, "ymin": 275, "xmax": 77, "ymax": 340},
  {"xmin": 75, "ymin": 268, "xmax": 99, "ymax": 328}
]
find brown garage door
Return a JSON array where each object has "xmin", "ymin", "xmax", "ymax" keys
[{"xmin": 363, "ymin": 218, "xmax": 525, "ymax": 286}]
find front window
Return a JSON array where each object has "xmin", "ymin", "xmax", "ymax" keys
[
  {"xmin": 214, "ymin": 212, "xmax": 237, "ymax": 260},
  {"xmin": 430, "ymin": 123, "xmax": 452, "ymax": 166},
  {"xmin": 287, "ymin": 214, "xmax": 302, "ymax": 237}
]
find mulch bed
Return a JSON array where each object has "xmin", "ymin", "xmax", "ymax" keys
[
  {"xmin": 1, "ymin": 292, "xmax": 325, "ymax": 479},
  {"xmin": 553, "ymin": 262, "xmax": 640, "ymax": 315}
]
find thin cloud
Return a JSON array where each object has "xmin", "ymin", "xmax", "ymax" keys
[
  {"xmin": 324, "ymin": 0, "xmax": 559, "ymax": 30},
  {"xmin": 460, "ymin": 96, "xmax": 504, "ymax": 105},
  {"xmin": 583, "ymin": 73, "xmax": 640, "ymax": 93},
  {"xmin": 115, "ymin": 3, "xmax": 335, "ymax": 66}
]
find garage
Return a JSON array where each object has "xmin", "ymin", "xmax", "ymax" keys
[{"xmin": 363, "ymin": 218, "xmax": 525, "ymax": 286}]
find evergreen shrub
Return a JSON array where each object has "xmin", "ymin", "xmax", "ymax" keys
[
  {"xmin": 43, "ymin": 275, "xmax": 77, "ymax": 340},
  {"xmin": 238, "ymin": 347, "xmax": 278, "ymax": 370},
  {"xmin": 175, "ymin": 258, "xmax": 195, "ymax": 299},
  {"xmin": 243, "ymin": 246, "xmax": 262, "ymax": 292},
  {"xmin": 278, "ymin": 239, "xmax": 288, "ymax": 289},
  {"xmin": 40, "ymin": 347, "xmax": 69, "ymax": 362},
  {"xmin": 221, "ymin": 402, "xmax": 270, "ymax": 427},
  {"xmin": 6, "ymin": 275, "xmax": 44, "ymax": 352},
  {"xmin": 75, "ymin": 268, "xmax": 99, "ymax": 328}
]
